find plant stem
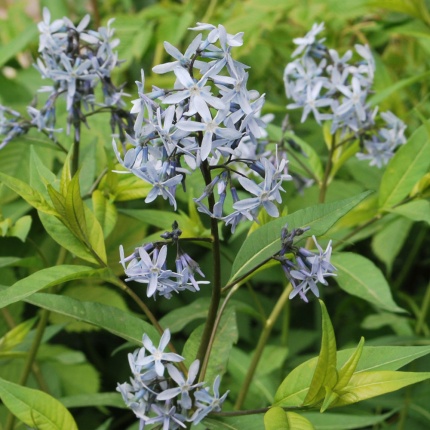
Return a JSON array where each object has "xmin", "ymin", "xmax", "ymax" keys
[
  {"xmin": 199, "ymin": 283, "xmax": 241, "ymax": 382},
  {"xmin": 235, "ymin": 283, "xmax": 293, "ymax": 409},
  {"xmin": 71, "ymin": 108, "xmax": 81, "ymax": 177},
  {"xmin": 319, "ymin": 135, "xmax": 336, "ymax": 204},
  {"xmin": 416, "ymin": 280, "xmax": 430, "ymax": 335},
  {"xmin": 196, "ymin": 159, "xmax": 222, "ymax": 372}
]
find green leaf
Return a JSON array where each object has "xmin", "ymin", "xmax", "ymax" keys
[
  {"xmin": 229, "ymin": 191, "xmax": 371, "ymax": 284},
  {"xmin": 336, "ymin": 337, "xmax": 365, "ymax": 390},
  {"xmin": 38, "ymin": 211, "xmax": 99, "ymax": 264},
  {"xmin": 331, "ymin": 252, "xmax": 404, "ymax": 313},
  {"xmin": 303, "ymin": 301, "xmax": 337, "ymax": 406},
  {"xmin": 371, "ymin": 216, "xmax": 412, "ymax": 273},
  {"xmin": 369, "ymin": 70, "xmax": 430, "ymax": 106},
  {"xmin": 0, "ymin": 376, "xmax": 78, "ymax": 430},
  {"xmin": 366, "ymin": 0, "xmax": 430, "ymax": 23},
  {"xmin": 379, "ymin": 124, "xmax": 430, "ymax": 209},
  {"xmin": 203, "ymin": 415, "xmax": 264, "ymax": 430},
  {"xmin": 49, "ymin": 284, "xmax": 128, "ymax": 332},
  {"xmin": 59, "ymin": 392, "xmax": 124, "ymax": 409},
  {"xmin": 273, "ymin": 345, "xmax": 430, "ymax": 407},
  {"xmin": 183, "ymin": 306, "xmax": 238, "ymax": 385},
  {"xmin": 0, "ymin": 25, "xmax": 38, "ymax": 68},
  {"xmin": 159, "ymin": 297, "xmax": 209, "ymax": 333},
  {"xmin": 302, "ymin": 410, "xmax": 396, "ymax": 429},
  {"xmin": 0, "ymin": 171, "xmax": 57, "ymax": 216},
  {"xmin": 334, "ymin": 371, "xmax": 430, "ymax": 407},
  {"xmin": 389, "ymin": 199, "xmax": 430, "ymax": 224},
  {"xmin": 0, "ymin": 318, "xmax": 35, "ymax": 352},
  {"xmin": 29, "ymin": 146, "xmax": 58, "ymax": 199},
  {"xmin": 264, "ymin": 407, "xmax": 315, "ymax": 430},
  {"xmin": 92, "ymin": 190, "xmax": 118, "ymax": 238},
  {"xmin": 0, "ymin": 265, "xmax": 108, "ymax": 309},
  {"xmin": 21, "ymin": 292, "xmax": 160, "ymax": 345}
]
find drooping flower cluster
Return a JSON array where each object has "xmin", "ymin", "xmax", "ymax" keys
[
  {"xmin": 117, "ymin": 329, "xmax": 229, "ymax": 429},
  {"xmin": 112, "ymin": 23, "xmax": 292, "ymax": 229},
  {"xmin": 0, "ymin": 8, "xmax": 133, "ymax": 149},
  {"xmin": 275, "ymin": 225, "xmax": 337, "ymax": 302},
  {"xmin": 284, "ymin": 23, "xmax": 406, "ymax": 167},
  {"xmin": 120, "ymin": 222, "xmax": 208, "ymax": 299}
]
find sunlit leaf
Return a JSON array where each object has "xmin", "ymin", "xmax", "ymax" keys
[{"xmin": 0, "ymin": 377, "xmax": 78, "ymax": 430}]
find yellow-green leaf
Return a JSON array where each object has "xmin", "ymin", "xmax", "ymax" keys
[
  {"xmin": 0, "ymin": 377, "xmax": 78, "ymax": 430},
  {"xmin": 303, "ymin": 300, "xmax": 337, "ymax": 406},
  {"xmin": 334, "ymin": 371, "xmax": 430, "ymax": 407},
  {"xmin": 264, "ymin": 407, "xmax": 315, "ymax": 430}
]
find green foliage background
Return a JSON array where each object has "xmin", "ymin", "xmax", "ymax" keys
[{"xmin": 0, "ymin": 0, "xmax": 429, "ymax": 429}]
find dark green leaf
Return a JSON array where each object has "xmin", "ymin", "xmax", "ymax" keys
[{"xmin": 229, "ymin": 192, "xmax": 371, "ymax": 283}]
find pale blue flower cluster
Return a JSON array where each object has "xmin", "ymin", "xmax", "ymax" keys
[
  {"xmin": 284, "ymin": 23, "xmax": 406, "ymax": 167},
  {"xmin": 0, "ymin": 8, "xmax": 133, "ymax": 149},
  {"xmin": 119, "ymin": 223, "xmax": 208, "ymax": 299},
  {"xmin": 112, "ymin": 23, "xmax": 292, "ymax": 228},
  {"xmin": 117, "ymin": 329, "xmax": 229, "ymax": 429},
  {"xmin": 276, "ymin": 225, "xmax": 337, "ymax": 302}
]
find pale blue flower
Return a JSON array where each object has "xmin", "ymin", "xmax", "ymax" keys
[{"xmin": 137, "ymin": 329, "xmax": 184, "ymax": 377}]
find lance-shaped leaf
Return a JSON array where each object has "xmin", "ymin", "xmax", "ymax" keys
[
  {"xmin": 0, "ymin": 377, "xmax": 78, "ymax": 430},
  {"xmin": 0, "ymin": 265, "xmax": 109, "ymax": 308},
  {"xmin": 320, "ymin": 337, "xmax": 365, "ymax": 412},
  {"xmin": 303, "ymin": 300, "xmax": 337, "ymax": 406},
  {"xmin": 0, "ymin": 171, "xmax": 57, "ymax": 216},
  {"xmin": 264, "ymin": 407, "xmax": 315, "ymax": 430},
  {"xmin": 379, "ymin": 123, "xmax": 430, "ymax": 209},
  {"xmin": 333, "ymin": 371, "xmax": 430, "ymax": 407},
  {"xmin": 274, "ymin": 343, "xmax": 430, "ymax": 408},
  {"xmin": 229, "ymin": 191, "xmax": 371, "ymax": 284},
  {"xmin": 19, "ymin": 291, "xmax": 160, "ymax": 344},
  {"xmin": 331, "ymin": 253, "xmax": 404, "ymax": 313}
]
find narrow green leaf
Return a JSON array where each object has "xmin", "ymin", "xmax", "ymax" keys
[
  {"xmin": 65, "ymin": 174, "xmax": 89, "ymax": 243},
  {"xmin": 303, "ymin": 300, "xmax": 337, "ymax": 405},
  {"xmin": 85, "ymin": 204, "xmax": 107, "ymax": 264},
  {"xmin": 0, "ymin": 25, "xmax": 38, "ymax": 68},
  {"xmin": 203, "ymin": 415, "xmax": 264, "ymax": 429},
  {"xmin": 369, "ymin": 70, "xmax": 430, "ymax": 106},
  {"xmin": 60, "ymin": 392, "xmax": 124, "ymax": 409},
  {"xmin": 229, "ymin": 191, "xmax": 371, "ymax": 283},
  {"xmin": 0, "ymin": 377, "xmax": 78, "ymax": 430},
  {"xmin": 0, "ymin": 265, "xmax": 108, "ymax": 308},
  {"xmin": 379, "ymin": 124, "xmax": 430, "ymax": 209},
  {"xmin": 0, "ymin": 171, "xmax": 57, "ymax": 215},
  {"xmin": 29, "ymin": 146, "xmax": 58, "ymax": 199},
  {"xmin": 336, "ymin": 337, "xmax": 365, "ymax": 390},
  {"xmin": 331, "ymin": 252, "xmax": 404, "ymax": 313},
  {"xmin": 389, "ymin": 199, "xmax": 430, "ymax": 224},
  {"xmin": 371, "ymin": 216, "xmax": 412, "ymax": 273},
  {"xmin": 38, "ymin": 211, "xmax": 99, "ymax": 264},
  {"xmin": 334, "ymin": 371, "xmax": 430, "ymax": 407},
  {"xmin": 264, "ymin": 408, "xmax": 315, "ymax": 430},
  {"xmin": 0, "ymin": 318, "xmax": 36, "ymax": 352},
  {"xmin": 22, "ymin": 292, "xmax": 160, "ymax": 344},
  {"xmin": 273, "ymin": 345, "xmax": 430, "ymax": 407},
  {"xmin": 302, "ymin": 410, "xmax": 396, "ymax": 429},
  {"xmin": 92, "ymin": 190, "xmax": 118, "ymax": 238}
]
